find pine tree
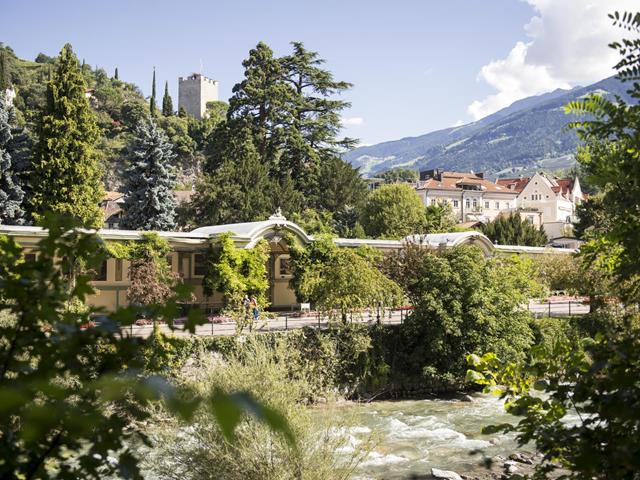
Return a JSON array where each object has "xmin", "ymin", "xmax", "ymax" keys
[
  {"xmin": 0, "ymin": 93, "xmax": 24, "ymax": 224},
  {"xmin": 228, "ymin": 42, "xmax": 292, "ymax": 173},
  {"xmin": 150, "ymin": 67, "xmax": 157, "ymax": 117},
  {"xmin": 162, "ymin": 81, "xmax": 173, "ymax": 116},
  {"xmin": 190, "ymin": 124, "xmax": 275, "ymax": 225},
  {"xmin": 30, "ymin": 43, "xmax": 104, "ymax": 228},
  {"xmin": 121, "ymin": 119, "xmax": 177, "ymax": 230},
  {"xmin": 114, "ymin": 67, "xmax": 119, "ymax": 80}
]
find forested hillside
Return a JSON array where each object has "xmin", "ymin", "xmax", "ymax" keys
[{"xmin": 0, "ymin": 43, "xmax": 225, "ymax": 189}]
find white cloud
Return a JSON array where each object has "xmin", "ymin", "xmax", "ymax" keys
[
  {"xmin": 468, "ymin": 0, "xmax": 638, "ymax": 120},
  {"xmin": 342, "ymin": 116, "xmax": 364, "ymax": 126},
  {"xmin": 451, "ymin": 119, "xmax": 465, "ymax": 127}
]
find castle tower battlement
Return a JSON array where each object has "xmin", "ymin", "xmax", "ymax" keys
[{"xmin": 178, "ymin": 73, "xmax": 219, "ymax": 119}]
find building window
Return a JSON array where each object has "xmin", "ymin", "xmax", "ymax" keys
[
  {"xmin": 484, "ymin": 201, "xmax": 490, "ymax": 209},
  {"xmin": 430, "ymin": 199, "xmax": 436, "ymax": 205},
  {"xmin": 472, "ymin": 198, "xmax": 478, "ymax": 208},
  {"xmin": 94, "ymin": 260, "xmax": 108, "ymax": 281},
  {"xmin": 193, "ymin": 253, "xmax": 207, "ymax": 276},
  {"xmin": 527, "ymin": 215, "xmax": 535, "ymax": 224},
  {"xmin": 279, "ymin": 257, "xmax": 291, "ymax": 276},
  {"xmin": 115, "ymin": 258, "xmax": 123, "ymax": 282},
  {"xmin": 24, "ymin": 253, "xmax": 37, "ymax": 262},
  {"xmin": 453, "ymin": 200, "xmax": 459, "ymax": 208},
  {"xmin": 465, "ymin": 198, "xmax": 470, "ymax": 208},
  {"xmin": 495, "ymin": 201, "xmax": 499, "ymax": 209}
]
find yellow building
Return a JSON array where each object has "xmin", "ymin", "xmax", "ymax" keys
[{"xmin": 1, "ymin": 212, "xmax": 575, "ymax": 313}]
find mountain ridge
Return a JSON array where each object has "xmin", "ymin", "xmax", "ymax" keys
[{"xmin": 343, "ymin": 76, "xmax": 631, "ymax": 178}]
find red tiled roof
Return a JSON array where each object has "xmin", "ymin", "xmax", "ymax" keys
[
  {"xmin": 496, "ymin": 177, "xmax": 531, "ymax": 192},
  {"xmin": 419, "ymin": 172, "xmax": 515, "ymax": 194}
]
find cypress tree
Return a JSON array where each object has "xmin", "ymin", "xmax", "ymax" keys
[
  {"xmin": 150, "ymin": 67, "xmax": 157, "ymax": 117},
  {"xmin": 30, "ymin": 43, "xmax": 104, "ymax": 228},
  {"xmin": 121, "ymin": 119, "xmax": 177, "ymax": 230},
  {"xmin": 162, "ymin": 81, "xmax": 173, "ymax": 116},
  {"xmin": 0, "ymin": 49, "xmax": 9, "ymax": 91},
  {"xmin": 114, "ymin": 67, "xmax": 119, "ymax": 80},
  {"xmin": 481, "ymin": 213, "xmax": 548, "ymax": 246},
  {"xmin": 0, "ymin": 93, "xmax": 25, "ymax": 224}
]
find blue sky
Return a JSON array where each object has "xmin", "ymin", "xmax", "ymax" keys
[{"xmin": 3, "ymin": 0, "xmax": 633, "ymax": 145}]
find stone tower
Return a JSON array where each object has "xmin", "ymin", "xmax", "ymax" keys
[{"xmin": 178, "ymin": 73, "xmax": 219, "ymax": 119}]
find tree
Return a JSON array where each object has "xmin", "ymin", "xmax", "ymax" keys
[
  {"xmin": 480, "ymin": 212, "xmax": 548, "ymax": 246},
  {"xmin": 0, "ymin": 48, "xmax": 10, "ymax": 91},
  {"xmin": 162, "ymin": 80, "xmax": 173, "ymax": 116},
  {"xmin": 203, "ymin": 233, "xmax": 270, "ymax": 334},
  {"xmin": 114, "ymin": 66, "xmax": 119, "ymax": 80},
  {"xmin": 0, "ymin": 93, "xmax": 25, "ymax": 224},
  {"xmin": 386, "ymin": 244, "xmax": 541, "ymax": 379},
  {"xmin": 278, "ymin": 42, "xmax": 356, "ymax": 201},
  {"xmin": 0, "ymin": 216, "xmax": 293, "ymax": 479},
  {"xmin": 108, "ymin": 233, "xmax": 179, "ymax": 308},
  {"xmin": 424, "ymin": 203, "xmax": 459, "ymax": 233},
  {"xmin": 228, "ymin": 42, "xmax": 291, "ymax": 173},
  {"xmin": 189, "ymin": 124, "xmax": 276, "ymax": 226},
  {"xmin": 150, "ymin": 67, "xmax": 157, "ymax": 117},
  {"xmin": 379, "ymin": 168, "xmax": 418, "ymax": 184},
  {"xmin": 289, "ymin": 235, "xmax": 403, "ymax": 322},
  {"xmin": 30, "ymin": 43, "xmax": 104, "ymax": 228},
  {"xmin": 360, "ymin": 184, "xmax": 425, "ymax": 239},
  {"xmin": 467, "ymin": 13, "xmax": 640, "ymax": 478},
  {"xmin": 121, "ymin": 119, "xmax": 177, "ymax": 231}
]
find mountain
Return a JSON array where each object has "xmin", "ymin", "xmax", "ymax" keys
[{"xmin": 343, "ymin": 76, "xmax": 632, "ymax": 178}]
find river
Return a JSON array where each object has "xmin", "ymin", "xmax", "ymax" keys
[{"xmin": 329, "ymin": 395, "xmax": 527, "ymax": 479}]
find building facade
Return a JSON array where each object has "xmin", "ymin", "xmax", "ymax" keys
[
  {"xmin": 497, "ymin": 172, "xmax": 584, "ymax": 239},
  {"xmin": 416, "ymin": 170, "xmax": 519, "ymax": 224},
  {"xmin": 1, "ymin": 214, "xmax": 575, "ymax": 313},
  {"xmin": 178, "ymin": 73, "xmax": 219, "ymax": 119}
]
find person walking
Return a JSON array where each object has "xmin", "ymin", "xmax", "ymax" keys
[{"xmin": 250, "ymin": 296, "xmax": 259, "ymax": 325}]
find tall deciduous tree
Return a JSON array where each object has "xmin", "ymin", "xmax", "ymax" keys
[
  {"xmin": 162, "ymin": 80, "xmax": 173, "ymax": 116},
  {"xmin": 30, "ymin": 43, "xmax": 104, "ymax": 228},
  {"xmin": 360, "ymin": 184, "xmax": 425, "ymax": 239},
  {"xmin": 0, "ymin": 93, "xmax": 24, "ymax": 224},
  {"xmin": 121, "ymin": 119, "xmax": 177, "ymax": 230}
]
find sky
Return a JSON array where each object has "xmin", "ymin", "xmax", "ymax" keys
[{"xmin": 3, "ymin": 0, "xmax": 637, "ymax": 146}]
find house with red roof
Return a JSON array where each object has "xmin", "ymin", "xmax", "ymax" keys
[{"xmin": 497, "ymin": 172, "xmax": 585, "ymax": 239}]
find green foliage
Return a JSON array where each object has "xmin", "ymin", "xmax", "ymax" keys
[
  {"xmin": 0, "ymin": 215, "xmax": 292, "ymax": 479},
  {"xmin": 203, "ymin": 233, "xmax": 270, "ymax": 333},
  {"xmin": 149, "ymin": 68, "xmax": 156, "ymax": 117},
  {"xmin": 192, "ymin": 41, "xmax": 364, "ymax": 225},
  {"xmin": 360, "ymin": 183, "xmax": 425, "ymax": 239},
  {"xmin": 145, "ymin": 335, "xmax": 367, "ymax": 480},
  {"xmin": 30, "ymin": 44, "xmax": 104, "ymax": 228},
  {"xmin": 190, "ymin": 124, "xmax": 277, "ymax": 226},
  {"xmin": 0, "ymin": 92, "xmax": 25, "ymax": 224},
  {"xmin": 467, "ymin": 17, "xmax": 640, "ymax": 478},
  {"xmin": 468, "ymin": 321, "xmax": 640, "ymax": 479},
  {"xmin": 121, "ymin": 118, "xmax": 177, "ymax": 230},
  {"xmin": 162, "ymin": 80, "xmax": 173, "ymax": 116},
  {"xmin": 289, "ymin": 235, "xmax": 403, "ymax": 321},
  {"xmin": 386, "ymin": 244, "xmax": 540, "ymax": 378},
  {"xmin": 481, "ymin": 212, "xmax": 548, "ymax": 246},
  {"xmin": 379, "ymin": 167, "xmax": 418, "ymax": 183},
  {"xmin": 289, "ymin": 208, "xmax": 336, "ymax": 235},
  {"xmin": 424, "ymin": 203, "xmax": 459, "ymax": 233}
]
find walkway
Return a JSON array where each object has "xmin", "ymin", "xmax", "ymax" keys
[{"xmin": 121, "ymin": 299, "xmax": 590, "ymax": 337}]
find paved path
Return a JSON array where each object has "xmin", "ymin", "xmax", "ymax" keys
[{"xmin": 121, "ymin": 300, "xmax": 590, "ymax": 338}]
